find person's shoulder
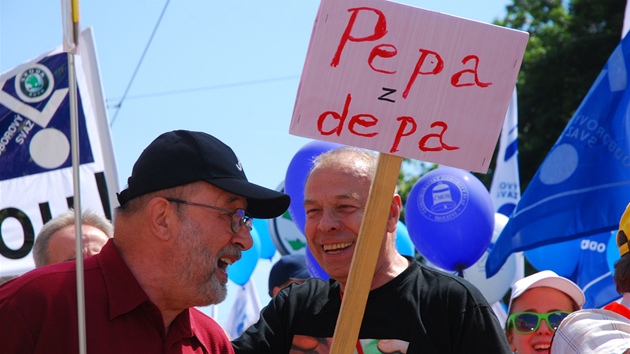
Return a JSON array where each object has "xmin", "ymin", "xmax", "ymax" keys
[
  {"xmin": 189, "ymin": 308, "xmax": 234, "ymax": 351},
  {"xmin": 411, "ymin": 262, "xmax": 488, "ymax": 299},
  {"xmin": 4, "ymin": 261, "xmax": 76, "ymax": 285},
  {"xmin": 0, "ymin": 262, "xmax": 77, "ymax": 304},
  {"xmin": 278, "ymin": 277, "xmax": 334, "ymax": 296},
  {"xmin": 414, "ymin": 262, "xmax": 470, "ymax": 286},
  {"xmin": 189, "ymin": 307, "xmax": 224, "ymax": 329},
  {"xmin": 274, "ymin": 277, "xmax": 338, "ymax": 308}
]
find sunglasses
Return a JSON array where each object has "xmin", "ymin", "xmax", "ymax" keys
[
  {"xmin": 507, "ymin": 311, "xmax": 570, "ymax": 334},
  {"xmin": 165, "ymin": 198, "xmax": 253, "ymax": 234}
]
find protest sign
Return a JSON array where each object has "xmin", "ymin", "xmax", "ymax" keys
[{"xmin": 290, "ymin": 0, "xmax": 528, "ymax": 173}]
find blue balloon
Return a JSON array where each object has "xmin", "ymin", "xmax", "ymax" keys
[
  {"xmin": 405, "ymin": 166, "xmax": 494, "ymax": 272},
  {"xmin": 607, "ymin": 230, "xmax": 620, "ymax": 275},
  {"xmin": 524, "ymin": 238, "xmax": 581, "ymax": 278},
  {"xmin": 253, "ymin": 218, "xmax": 276, "ymax": 260},
  {"xmin": 305, "ymin": 246, "xmax": 330, "ymax": 281},
  {"xmin": 284, "ymin": 140, "xmax": 343, "ymax": 234},
  {"xmin": 463, "ymin": 213, "xmax": 516, "ymax": 304},
  {"xmin": 227, "ymin": 228, "xmax": 261, "ymax": 286},
  {"xmin": 395, "ymin": 221, "xmax": 415, "ymax": 257}
]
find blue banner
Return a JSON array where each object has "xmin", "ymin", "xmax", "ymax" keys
[
  {"xmin": 574, "ymin": 232, "xmax": 619, "ymax": 308},
  {"xmin": 487, "ymin": 33, "xmax": 630, "ymax": 277},
  {"xmin": 0, "ymin": 52, "xmax": 94, "ymax": 181}
]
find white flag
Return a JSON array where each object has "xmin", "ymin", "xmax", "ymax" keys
[
  {"xmin": 490, "ymin": 88, "xmax": 525, "ymax": 282},
  {"xmin": 0, "ymin": 27, "xmax": 119, "ymax": 277},
  {"xmin": 489, "ymin": 87, "xmax": 520, "ymax": 217},
  {"xmin": 225, "ymin": 279, "xmax": 261, "ymax": 339},
  {"xmin": 489, "ymin": 87, "xmax": 524, "ymax": 306}
]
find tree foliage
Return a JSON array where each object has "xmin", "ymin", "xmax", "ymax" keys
[
  {"xmin": 398, "ymin": 0, "xmax": 623, "ymax": 218},
  {"xmin": 475, "ymin": 0, "xmax": 624, "ymax": 190}
]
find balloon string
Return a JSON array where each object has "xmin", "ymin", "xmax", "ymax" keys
[{"xmin": 457, "ymin": 269, "xmax": 464, "ymax": 277}]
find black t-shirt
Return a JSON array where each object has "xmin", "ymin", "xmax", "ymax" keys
[{"xmin": 232, "ymin": 261, "xmax": 511, "ymax": 353}]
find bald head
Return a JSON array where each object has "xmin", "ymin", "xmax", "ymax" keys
[
  {"xmin": 308, "ymin": 146, "xmax": 378, "ymax": 181},
  {"xmin": 33, "ymin": 209, "xmax": 113, "ymax": 267}
]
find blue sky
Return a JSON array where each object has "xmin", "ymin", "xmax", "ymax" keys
[{"xmin": 1, "ymin": 0, "xmax": 511, "ymax": 328}]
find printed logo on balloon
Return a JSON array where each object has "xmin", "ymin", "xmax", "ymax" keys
[{"xmin": 405, "ymin": 166, "xmax": 494, "ymax": 275}]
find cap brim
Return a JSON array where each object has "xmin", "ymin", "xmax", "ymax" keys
[{"xmin": 209, "ymin": 178, "xmax": 290, "ymax": 219}]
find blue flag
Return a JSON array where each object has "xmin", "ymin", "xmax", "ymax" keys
[
  {"xmin": 487, "ymin": 33, "xmax": 630, "ymax": 277},
  {"xmin": 574, "ymin": 232, "xmax": 619, "ymax": 308}
]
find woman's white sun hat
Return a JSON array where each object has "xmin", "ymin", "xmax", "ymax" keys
[{"xmin": 508, "ymin": 270, "xmax": 585, "ymax": 312}]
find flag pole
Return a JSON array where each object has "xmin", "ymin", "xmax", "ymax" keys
[
  {"xmin": 69, "ymin": 52, "xmax": 87, "ymax": 354},
  {"xmin": 62, "ymin": 0, "xmax": 87, "ymax": 353}
]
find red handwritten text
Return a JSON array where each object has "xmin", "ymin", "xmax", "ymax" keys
[
  {"xmin": 318, "ymin": 93, "xmax": 460, "ymax": 153},
  {"xmin": 331, "ymin": 7, "xmax": 493, "ymax": 98}
]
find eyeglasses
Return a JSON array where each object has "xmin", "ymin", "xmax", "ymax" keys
[
  {"xmin": 507, "ymin": 311, "xmax": 570, "ymax": 334},
  {"xmin": 165, "ymin": 198, "xmax": 253, "ymax": 234}
]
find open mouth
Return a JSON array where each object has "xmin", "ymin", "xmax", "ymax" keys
[
  {"xmin": 323, "ymin": 242, "xmax": 353, "ymax": 254},
  {"xmin": 218, "ymin": 257, "xmax": 233, "ymax": 271},
  {"xmin": 532, "ymin": 343, "xmax": 550, "ymax": 352}
]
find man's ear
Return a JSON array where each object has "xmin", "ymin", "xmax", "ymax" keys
[
  {"xmin": 387, "ymin": 194, "xmax": 402, "ymax": 232},
  {"xmin": 146, "ymin": 197, "xmax": 175, "ymax": 241}
]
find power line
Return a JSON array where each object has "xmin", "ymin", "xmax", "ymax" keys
[
  {"xmin": 109, "ymin": 0, "xmax": 171, "ymax": 127},
  {"xmin": 105, "ymin": 75, "xmax": 300, "ymax": 108}
]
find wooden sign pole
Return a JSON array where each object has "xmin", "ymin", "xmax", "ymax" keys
[{"xmin": 329, "ymin": 153, "xmax": 403, "ymax": 354}]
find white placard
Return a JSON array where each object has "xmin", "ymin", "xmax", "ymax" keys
[{"xmin": 290, "ymin": 0, "xmax": 528, "ymax": 172}]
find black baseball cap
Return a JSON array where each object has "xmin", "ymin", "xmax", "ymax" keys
[
  {"xmin": 116, "ymin": 130, "xmax": 290, "ymax": 219},
  {"xmin": 268, "ymin": 254, "xmax": 310, "ymax": 295}
]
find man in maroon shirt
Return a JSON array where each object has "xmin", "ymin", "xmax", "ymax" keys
[{"xmin": 0, "ymin": 130, "xmax": 290, "ymax": 353}]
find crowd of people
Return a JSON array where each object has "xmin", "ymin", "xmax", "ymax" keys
[{"xmin": 0, "ymin": 130, "xmax": 628, "ymax": 353}]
